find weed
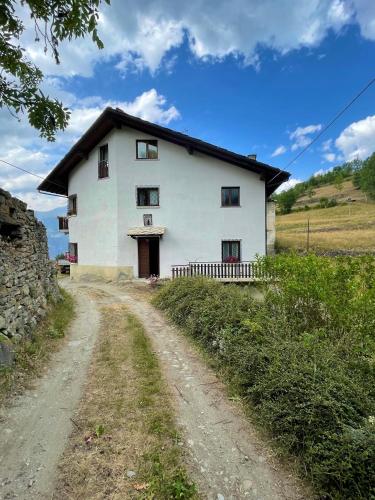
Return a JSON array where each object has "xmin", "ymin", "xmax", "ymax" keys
[
  {"xmin": 0, "ymin": 288, "xmax": 75, "ymax": 404},
  {"xmin": 153, "ymin": 256, "xmax": 375, "ymax": 499}
]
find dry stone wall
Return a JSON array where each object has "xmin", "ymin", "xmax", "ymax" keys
[{"xmin": 0, "ymin": 188, "xmax": 59, "ymax": 361}]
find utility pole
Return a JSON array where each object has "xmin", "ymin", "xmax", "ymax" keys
[{"xmin": 306, "ymin": 218, "xmax": 310, "ymax": 252}]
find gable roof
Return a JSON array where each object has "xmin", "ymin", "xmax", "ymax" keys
[{"xmin": 37, "ymin": 107, "xmax": 290, "ymax": 196}]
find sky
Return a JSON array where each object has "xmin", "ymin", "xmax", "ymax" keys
[{"xmin": 1, "ymin": 0, "xmax": 375, "ymax": 211}]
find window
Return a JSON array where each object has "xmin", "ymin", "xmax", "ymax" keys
[
  {"xmin": 69, "ymin": 242, "xmax": 78, "ymax": 263},
  {"xmin": 221, "ymin": 187, "xmax": 240, "ymax": 207},
  {"xmin": 137, "ymin": 188, "xmax": 159, "ymax": 207},
  {"xmin": 143, "ymin": 214, "xmax": 153, "ymax": 226},
  {"xmin": 136, "ymin": 140, "xmax": 158, "ymax": 159},
  {"xmin": 98, "ymin": 144, "xmax": 109, "ymax": 178},
  {"xmin": 222, "ymin": 240, "xmax": 241, "ymax": 263},
  {"xmin": 68, "ymin": 194, "xmax": 77, "ymax": 216}
]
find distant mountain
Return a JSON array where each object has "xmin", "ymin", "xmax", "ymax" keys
[{"xmin": 36, "ymin": 207, "xmax": 68, "ymax": 259}]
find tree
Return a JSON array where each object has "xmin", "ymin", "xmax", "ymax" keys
[
  {"xmin": 307, "ymin": 186, "xmax": 315, "ymax": 200},
  {"xmin": 334, "ymin": 172, "xmax": 344, "ymax": 192},
  {"xmin": 360, "ymin": 153, "xmax": 375, "ymax": 200},
  {"xmin": 0, "ymin": 0, "xmax": 109, "ymax": 141},
  {"xmin": 277, "ymin": 189, "xmax": 298, "ymax": 214}
]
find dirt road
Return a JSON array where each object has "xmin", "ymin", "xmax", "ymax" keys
[
  {"xmin": 70, "ymin": 281, "xmax": 307, "ymax": 500},
  {"xmin": 0, "ymin": 286, "xmax": 100, "ymax": 500},
  {"xmin": 0, "ymin": 280, "xmax": 307, "ymax": 499}
]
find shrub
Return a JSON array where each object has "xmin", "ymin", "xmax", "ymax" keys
[{"xmin": 153, "ymin": 256, "xmax": 375, "ymax": 499}]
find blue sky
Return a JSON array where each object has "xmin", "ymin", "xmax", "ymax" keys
[{"xmin": 1, "ymin": 0, "xmax": 375, "ymax": 210}]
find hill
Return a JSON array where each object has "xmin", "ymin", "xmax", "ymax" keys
[{"xmin": 276, "ymin": 178, "xmax": 375, "ymax": 253}]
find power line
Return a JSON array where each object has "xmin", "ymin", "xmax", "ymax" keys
[
  {"xmin": 285, "ymin": 76, "xmax": 375, "ymax": 169},
  {"xmin": 0, "ymin": 158, "xmax": 67, "ymax": 195}
]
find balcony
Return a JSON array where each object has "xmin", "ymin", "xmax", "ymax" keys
[
  {"xmin": 171, "ymin": 261, "xmax": 274, "ymax": 282},
  {"xmin": 58, "ymin": 216, "xmax": 69, "ymax": 233}
]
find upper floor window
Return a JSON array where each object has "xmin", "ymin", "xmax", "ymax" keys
[
  {"xmin": 68, "ymin": 194, "xmax": 77, "ymax": 216},
  {"xmin": 98, "ymin": 144, "xmax": 109, "ymax": 178},
  {"xmin": 222, "ymin": 240, "xmax": 241, "ymax": 263},
  {"xmin": 221, "ymin": 187, "xmax": 240, "ymax": 207},
  {"xmin": 137, "ymin": 187, "xmax": 159, "ymax": 207},
  {"xmin": 136, "ymin": 140, "xmax": 158, "ymax": 159}
]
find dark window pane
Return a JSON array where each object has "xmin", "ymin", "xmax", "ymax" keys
[
  {"xmin": 99, "ymin": 144, "xmax": 108, "ymax": 162},
  {"xmin": 222, "ymin": 189, "xmax": 231, "ymax": 206},
  {"xmin": 148, "ymin": 140, "xmax": 158, "ymax": 159},
  {"xmin": 222, "ymin": 187, "xmax": 239, "ymax": 206},
  {"xmin": 231, "ymin": 242, "xmax": 240, "ymax": 258},
  {"xmin": 137, "ymin": 188, "xmax": 159, "ymax": 206},
  {"xmin": 222, "ymin": 241, "xmax": 230, "ymax": 260},
  {"xmin": 231, "ymin": 188, "xmax": 239, "ymax": 206}
]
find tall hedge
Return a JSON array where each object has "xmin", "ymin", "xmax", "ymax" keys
[{"xmin": 153, "ymin": 256, "xmax": 375, "ymax": 499}]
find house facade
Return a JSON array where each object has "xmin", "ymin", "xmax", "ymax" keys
[{"xmin": 38, "ymin": 108, "xmax": 289, "ymax": 280}]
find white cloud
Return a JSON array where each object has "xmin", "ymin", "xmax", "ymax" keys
[
  {"xmin": 352, "ymin": 0, "xmax": 375, "ymax": 39},
  {"xmin": 335, "ymin": 115, "xmax": 375, "ymax": 160},
  {"xmin": 15, "ymin": 0, "xmax": 374, "ymax": 77},
  {"xmin": 322, "ymin": 138, "xmax": 332, "ymax": 151},
  {"xmin": 290, "ymin": 123, "xmax": 322, "ymax": 151},
  {"xmin": 17, "ymin": 192, "xmax": 67, "ymax": 212},
  {"xmin": 271, "ymin": 145, "xmax": 287, "ymax": 157},
  {"xmin": 323, "ymin": 152, "xmax": 337, "ymax": 162},
  {"xmin": 0, "ymin": 89, "xmax": 180, "ymax": 211},
  {"xmin": 120, "ymin": 89, "xmax": 180, "ymax": 124},
  {"xmin": 276, "ymin": 177, "xmax": 302, "ymax": 193},
  {"xmin": 314, "ymin": 166, "xmax": 333, "ymax": 177}
]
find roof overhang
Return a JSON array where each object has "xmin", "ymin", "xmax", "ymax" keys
[
  {"xmin": 127, "ymin": 226, "xmax": 165, "ymax": 238},
  {"xmin": 37, "ymin": 107, "xmax": 290, "ymax": 196}
]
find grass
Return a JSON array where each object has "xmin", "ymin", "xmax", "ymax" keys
[
  {"xmin": 55, "ymin": 304, "xmax": 197, "ymax": 499},
  {"xmin": 0, "ymin": 288, "xmax": 75, "ymax": 405},
  {"xmin": 276, "ymin": 201, "xmax": 375, "ymax": 252},
  {"xmin": 295, "ymin": 178, "xmax": 367, "ymax": 208}
]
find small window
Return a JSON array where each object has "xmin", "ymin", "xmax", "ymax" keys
[
  {"xmin": 98, "ymin": 144, "xmax": 109, "ymax": 178},
  {"xmin": 136, "ymin": 140, "xmax": 158, "ymax": 159},
  {"xmin": 69, "ymin": 242, "xmax": 78, "ymax": 263},
  {"xmin": 221, "ymin": 187, "xmax": 240, "ymax": 207},
  {"xmin": 68, "ymin": 194, "xmax": 77, "ymax": 216},
  {"xmin": 143, "ymin": 214, "xmax": 153, "ymax": 226},
  {"xmin": 222, "ymin": 240, "xmax": 241, "ymax": 263},
  {"xmin": 137, "ymin": 188, "xmax": 159, "ymax": 207}
]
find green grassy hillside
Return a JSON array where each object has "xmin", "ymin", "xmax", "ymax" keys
[{"xmin": 276, "ymin": 179, "xmax": 375, "ymax": 253}]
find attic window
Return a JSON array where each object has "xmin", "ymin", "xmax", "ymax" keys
[
  {"xmin": 136, "ymin": 140, "xmax": 158, "ymax": 159},
  {"xmin": 98, "ymin": 144, "xmax": 109, "ymax": 178},
  {"xmin": 68, "ymin": 194, "xmax": 77, "ymax": 216}
]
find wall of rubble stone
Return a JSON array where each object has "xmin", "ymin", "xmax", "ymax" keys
[{"xmin": 0, "ymin": 188, "xmax": 59, "ymax": 358}]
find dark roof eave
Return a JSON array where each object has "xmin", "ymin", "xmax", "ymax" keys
[{"xmin": 38, "ymin": 107, "xmax": 290, "ymax": 195}]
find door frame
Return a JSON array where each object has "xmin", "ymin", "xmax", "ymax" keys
[{"xmin": 137, "ymin": 237, "xmax": 160, "ymax": 278}]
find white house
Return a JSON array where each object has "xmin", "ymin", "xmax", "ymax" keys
[{"xmin": 39, "ymin": 108, "xmax": 289, "ymax": 280}]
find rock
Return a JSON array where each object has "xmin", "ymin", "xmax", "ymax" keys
[
  {"xmin": 0, "ymin": 342, "xmax": 14, "ymax": 367},
  {"xmin": 0, "ymin": 189, "xmax": 59, "ymax": 346},
  {"xmin": 217, "ymin": 494, "xmax": 225, "ymax": 500},
  {"xmin": 126, "ymin": 470, "xmax": 136, "ymax": 478}
]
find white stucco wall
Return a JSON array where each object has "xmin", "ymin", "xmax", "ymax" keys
[{"xmin": 68, "ymin": 126, "xmax": 266, "ymax": 278}]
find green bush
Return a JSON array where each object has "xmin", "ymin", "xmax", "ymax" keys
[{"xmin": 153, "ymin": 256, "xmax": 375, "ymax": 499}]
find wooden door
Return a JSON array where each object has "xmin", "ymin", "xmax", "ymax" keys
[{"xmin": 138, "ymin": 239, "xmax": 150, "ymax": 278}]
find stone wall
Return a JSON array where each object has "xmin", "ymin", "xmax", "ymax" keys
[{"xmin": 0, "ymin": 188, "xmax": 59, "ymax": 359}]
